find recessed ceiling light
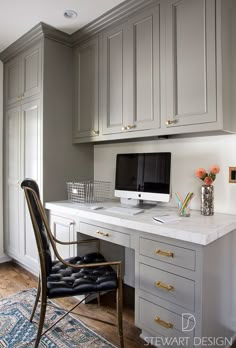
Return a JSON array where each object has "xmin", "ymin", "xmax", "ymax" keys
[{"xmin": 63, "ymin": 10, "xmax": 78, "ymax": 19}]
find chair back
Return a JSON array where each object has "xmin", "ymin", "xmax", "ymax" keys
[{"xmin": 21, "ymin": 179, "xmax": 52, "ymax": 277}]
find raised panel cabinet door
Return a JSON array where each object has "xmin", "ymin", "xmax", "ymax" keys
[
  {"xmin": 102, "ymin": 23, "xmax": 128, "ymax": 135},
  {"xmin": 126, "ymin": 5, "xmax": 161, "ymax": 132},
  {"xmin": 21, "ymin": 43, "xmax": 42, "ymax": 100},
  {"xmin": 21, "ymin": 100, "xmax": 41, "ymax": 270},
  {"xmin": 5, "ymin": 57, "xmax": 22, "ymax": 105},
  {"xmin": 74, "ymin": 37, "xmax": 99, "ymax": 138},
  {"xmin": 163, "ymin": 0, "xmax": 216, "ymax": 128},
  {"xmin": 50, "ymin": 215, "xmax": 76, "ymax": 260},
  {"xmin": 5, "ymin": 106, "xmax": 21, "ymax": 256}
]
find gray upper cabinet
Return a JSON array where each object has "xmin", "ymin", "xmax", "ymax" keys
[
  {"xmin": 21, "ymin": 44, "xmax": 41, "ymax": 99},
  {"xmin": 102, "ymin": 4, "xmax": 160, "ymax": 136},
  {"xmin": 5, "ymin": 57, "xmax": 21, "ymax": 106},
  {"xmin": 126, "ymin": 5, "xmax": 161, "ymax": 132},
  {"xmin": 74, "ymin": 37, "xmax": 99, "ymax": 139},
  {"xmin": 163, "ymin": 0, "xmax": 216, "ymax": 129},
  {"xmin": 5, "ymin": 43, "xmax": 41, "ymax": 106},
  {"xmin": 73, "ymin": 0, "xmax": 236, "ymax": 143},
  {"xmin": 101, "ymin": 22, "xmax": 128, "ymax": 135}
]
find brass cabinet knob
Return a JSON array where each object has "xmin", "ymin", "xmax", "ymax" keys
[
  {"xmin": 17, "ymin": 96, "xmax": 22, "ymax": 101},
  {"xmin": 92, "ymin": 129, "xmax": 99, "ymax": 135},
  {"xmin": 165, "ymin": 119, "xmax": 177, "ymax": 126},
  {"xmin": 127, "ymin": 124, "xmax": 136, "ymax": 130},
  {"xmin": 121, "ymin": 126, "xmax": 127, "ymax": 131}
]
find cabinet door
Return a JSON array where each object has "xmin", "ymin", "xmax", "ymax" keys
[
  {"xmin": 126, "ymin": 5, "xmax": 161, "ymax": 132},
  {"xmin": 102, "ymin": 23, "xmax": 128, "ymax": 135},
  {"xmin": 50, "ymin": 215, "xmax": 76, "ymax": 259},
  {"xmin": 5, "ymin": 106, "xmax": 21, "ymax": 256},
  {"xmin": 22, "ymin": 100, "xmax": 41, "ymax": 270},
  {"xmin": 164, "ymin": 0, "xmax": 216, "ymax": 128},
  {"xmin": 21, "ymin": 44, "xmax": 41, "ymax": 100},
  {"xmin": 74, "ymin": 37, "xmax": 99, "ymax": 138},
  {"xmin": 5, "ymin": 57, "xmax": 21, "ymax": 106}
]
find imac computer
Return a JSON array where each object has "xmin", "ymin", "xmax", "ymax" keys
[{"xmin": 115, "ymin": 152, "xmax": 171, "ymax": 207}]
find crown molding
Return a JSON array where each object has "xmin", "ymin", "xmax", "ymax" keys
[
  {"xmin": 0, "ymin": 0, "xmax": 158, "ymax": 62},
  {"xmin": 0, "ymin": 22, "xmax": 72, "ymax": 62},
  {"xmin": 41, "ymin": 22, "xmax": 72, "ymax": 47},
  {"xmin": 71, "ymin": 0, "xmax": 158, "ymax": 45}
]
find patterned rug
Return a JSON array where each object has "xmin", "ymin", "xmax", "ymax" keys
[{"xmin": 0, "ymin": 289, "xmax": 116, "ymax": 347}]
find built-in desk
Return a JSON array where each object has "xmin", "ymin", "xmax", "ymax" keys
[{"xmin": 46, "ymin": 201, "xmax": 236, "ymax": 348}]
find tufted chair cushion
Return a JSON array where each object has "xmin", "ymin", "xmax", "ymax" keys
[{"xmin": 47, "ymin": 252, "xmax": 118, "ymax": 298}]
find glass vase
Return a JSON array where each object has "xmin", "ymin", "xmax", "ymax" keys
[{"xmin": 201, "ymin": 185, "xmax": 214, "ymax": 216}]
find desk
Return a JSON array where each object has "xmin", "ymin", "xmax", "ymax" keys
[{"xmin": 46, "ymin": 201, "xmax": 236, "ymax": 347}]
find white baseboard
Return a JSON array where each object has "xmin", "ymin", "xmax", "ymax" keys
[{"xmin": 0, "ymin": 254, "xmax": 11, "ymax": 263}]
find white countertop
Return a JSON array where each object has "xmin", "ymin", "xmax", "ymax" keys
[{"xmin": 45, "ymin": 201, "xmax": 236, "ymax": 246}]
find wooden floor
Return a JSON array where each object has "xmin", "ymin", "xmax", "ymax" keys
[{"xmin": 0, "ymin": 262, "xmax": 151, "ymax": 348}]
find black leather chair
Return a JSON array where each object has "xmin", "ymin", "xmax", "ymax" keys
[{"xmin": 21, "ymin": 179, "xmax": 124, "ymax": 348}]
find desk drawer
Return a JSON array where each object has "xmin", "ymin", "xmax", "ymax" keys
[
  {"xmin": 139, "ymin": 263, "xmax": 195, "ymax": 311},
  {"xmin": 138, "ymin": 297, "xmax": 194, "ymax": 344},
  {"xmin": 140, "ymin": 237, "xmax": 196, "ymax": 271},
  {"xmin": 79, "ymin": 222, "xmax": 130, "ymax": 248}
]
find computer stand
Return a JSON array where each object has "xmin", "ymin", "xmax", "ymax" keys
[{"xmin": 120, "ymin": 198, "xmax": 157, "ymax": 209}]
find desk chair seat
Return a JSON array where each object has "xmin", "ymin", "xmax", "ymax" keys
[
  {"xmin": 21, "ymin": 179, "xmax": 124, "ymax": 348},
  {"xmin": 47, "ymin": 253, "xmax": 117, "ymax": 298}
]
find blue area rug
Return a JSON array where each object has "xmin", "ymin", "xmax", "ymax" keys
[{"xmin": 0, "ymin": 289, "xmax": 116, "ymax": 347}]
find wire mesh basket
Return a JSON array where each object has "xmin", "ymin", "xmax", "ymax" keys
[{"xmin": 67, "ymin": 181, "xmax": 111, "ymax": 204}]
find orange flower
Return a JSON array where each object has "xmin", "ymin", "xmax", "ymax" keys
[
  {"xmin": 210, "ymin": 165, "xmax": 220, "ymax": 175},
  {"xmin": 195, "ymin": 168, "xmax": 206, "ymax": 179},
  {"xmin": 195, "ymin": 165, "xmax": 220, "ymax": 185},
  {"xmin": 204, "ymin": 176, "xmax": 213, "ymax": 185}
]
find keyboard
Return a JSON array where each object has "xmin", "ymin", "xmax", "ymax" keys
[{"xmin": 106, "ymin": 206, "xmax": 144, "ymax": 216}]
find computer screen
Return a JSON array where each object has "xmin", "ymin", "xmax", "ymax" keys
[{"xmin": 115, "ymin": 152, "xmax": 171, "ymax": 203}]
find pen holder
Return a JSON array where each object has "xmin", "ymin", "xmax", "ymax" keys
[
  {"xmin": 178, "ymin": 201, "xmax": 191, "ymax": 217},
  {"xmin": 175, "ymin": 192, "xmax": 194, "ymax": 217}
]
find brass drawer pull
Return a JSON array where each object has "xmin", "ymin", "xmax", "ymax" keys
[
  {"xmin": 96, "ymin": 230, "xmax": 110, "ymax": 237},
  {"xmin": 156, "ymin": 249, "xmax": 174, "ymax": 258},
  {"xmin": 155, "ymin": 281, "xmax": 174, "ymax": 291},
  {"xmin": 165, "ymin": 119, "xmax": 177, "ymax": 126},
  {"xmin": 121, "ymin": 126, "xmax": 127, "ymax": 131},
  {"xmin": 127, "ymin": 124, "xmax": 136, "ymax": 130},
  {"xmin": 92, "ymin": 129, "xmax": 99, "ymax": 135},
  {"xmin": 154, "ymin": 316, "xmax": 173, "ymax": 329}
]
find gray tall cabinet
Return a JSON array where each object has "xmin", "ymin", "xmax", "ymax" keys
[{"xmin": 1, "ymin": 24, "xmax": 93, "ymax": 273}]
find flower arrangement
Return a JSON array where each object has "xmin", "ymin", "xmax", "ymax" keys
[{"xmin": 195, "ymin": 165, "xmax": 220, "ymax": 186}]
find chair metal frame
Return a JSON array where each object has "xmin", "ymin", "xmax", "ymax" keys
[{"xmin": 22, "ymin": 184, "xmax": 124, "ymax": 348}]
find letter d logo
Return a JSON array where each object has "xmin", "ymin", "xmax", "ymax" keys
[{"xmin": 182, "ymin": 313, "xmax": 196, "ymax": 332}]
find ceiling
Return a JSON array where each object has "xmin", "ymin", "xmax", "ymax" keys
[{"xmin": 0, "ymin": 0, "xmax": 126, "ymax": 53}]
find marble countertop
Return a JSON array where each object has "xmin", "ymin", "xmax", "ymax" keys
[{"xmin": 45, "ymin": 201, "xmax": 236, "ymax": 246}]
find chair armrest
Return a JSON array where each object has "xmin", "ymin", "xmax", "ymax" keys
[
  {"xmin": 52, "ymin": 236, "xmax": 98, "ymax": 246},
  {"xmin": 56, "ymin": 255, "xmax": 122, "ymax": 271}
]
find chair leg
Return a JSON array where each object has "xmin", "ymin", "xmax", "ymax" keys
[
  {"xmin": 30, "ymin": 277, "xmax": 41, "ymax": 322},
  {"xmin": 34, "ymin": 290, "xmax": 47, "ymax": 348},
  {"xmin": 116, "ymin": 281, "xmax": 124, "ymax": 348}
]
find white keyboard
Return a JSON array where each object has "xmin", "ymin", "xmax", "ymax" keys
[{"xmin": 106, "ymin": 206, "xmax": 144, "ymax": 216}]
